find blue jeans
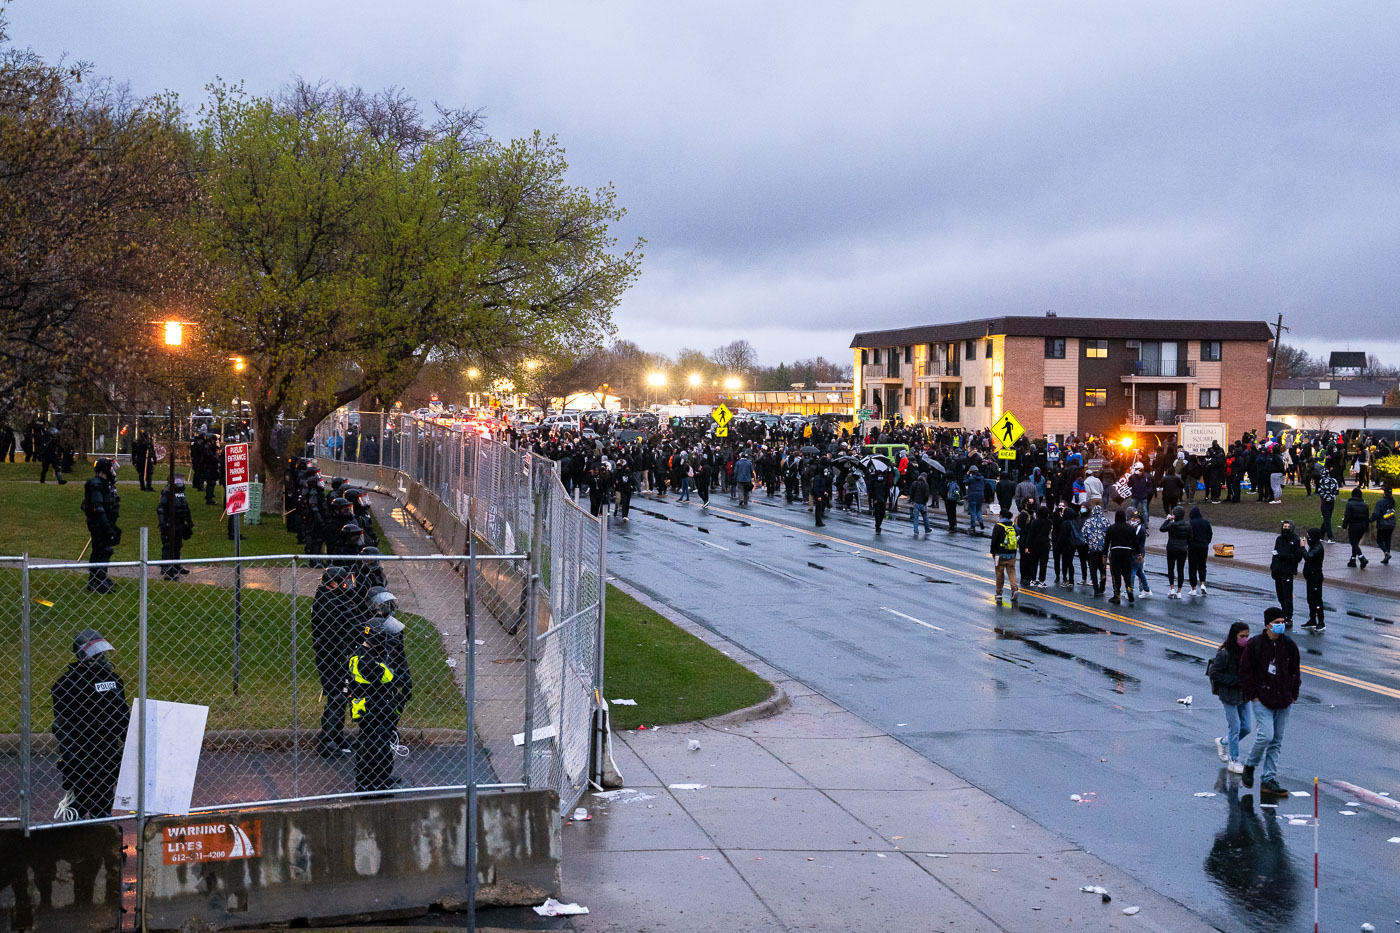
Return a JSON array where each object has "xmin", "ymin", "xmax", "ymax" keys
[
  {"xmin": 968, "ymin": 501, "xmax": 983, "ymax": 529},
  {"xmin": 910, "ymin": 503, "xmax": 930, "ymax": 534},
  {"xmin": 680, "ymin": 476, "xmax": 691, "ymax": 500},
  {"xmin": 1222, "ymin": 701, "xmax": 1253, "ymax": 761},
  {"xmin": 1247, "ymin": 703, "xmax": 1289, "ymax": 783},
  {"xmin": 1131, "ymin": 557, "xmax": 1150, "ymax": 592}
]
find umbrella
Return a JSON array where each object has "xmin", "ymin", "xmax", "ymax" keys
[
  {"xmin": 831, "ymin": 454, "xmax": 865, "ymax": 471},
  {"xmin": 862, "ymin": 455, "xmax": 895, "ymax": 473},
  {"xmin": 920, "ymin": 453, "xmax": 947, "ymax": 474}
]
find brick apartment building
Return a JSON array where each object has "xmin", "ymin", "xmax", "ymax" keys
[{"xmin": 850, "ymin": 315, "xmax": 1272, "ymax": 441}]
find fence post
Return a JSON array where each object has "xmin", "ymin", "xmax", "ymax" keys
[
  {"xmin": 290, "ymin": 556, "xmax": 300, "ymax": 800},
  {"xmin": 465, "ymin": 532, "xmax": 479, "ymax": 933},
  {"xmin": 19, "ymin": 553, "xmax": 31, "ymax": 835},
  {"xmin": 522, "ymin": 489, "xmax": 544, "ymax": 787},
  {"xmin": 136, "ymin": 527, "xmax": 149, "ymax": 929}
]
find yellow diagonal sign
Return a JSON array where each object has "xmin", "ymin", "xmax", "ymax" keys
[
  {"xmin": 991, "ymin": 410, "xmax": 1024, "ymax": 448},
  {"xmin": 712, "ymin": 404, "xmax": 733, "ymax": 428}
]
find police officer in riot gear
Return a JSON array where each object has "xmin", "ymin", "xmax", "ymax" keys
[
  {"xmin": 344, "ymin": 488, "xmax": 377, "ymax": 547},
  {"xmin": 156, "ymin": 477, "xmax": 195, "ymax": 579},
  {"xmin": 82, "ymin": 459, "xmax": 121, "ymax": 593},
  {"xmin": 346, "ymin": 616, "xmax": 401, "ymax": 792},
  {"xmin": 312, "ymin": 566, "xmax": 361, "ymax": 757},
  {"xmin": 51, "ymin": 629, "xmax": 129, "ymax": 819},
  {"xmin": 366, "ymin": 586, "xmax": 412, "ymax": 718},
  {"xmin": 301, "ymin": 470, "xmax": 329, "ymax": 558},
  {"xmin": 131, "ymin": 430, "xmax": 158, "ymax": 491},
  {"xmin": 357, "ymin": 546, "xmax": 388, "ymax": 591}
]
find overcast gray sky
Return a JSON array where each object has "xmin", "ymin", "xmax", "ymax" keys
[{"xmin": 9, "ymin": 1, "xmax": 1399, "ymax": 366}]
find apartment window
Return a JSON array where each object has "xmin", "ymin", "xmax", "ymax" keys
[
  {"xmin": 928, "ymin": 387, "xmax": 937, "ymax": 406},
  {"xmin": 872, "ymin": 349, "xmax": 880, "ymax": 365},
  {"xmin": 860, "ymin": 349, "xmax": 868, "ymax": 366},
  {"xmin": 965, "ymin": 386, "xmax": 976, "ymax": 407},
  {"xmin": 1201, "ymin": 341, "xmax": 1222, "ymax": 362},
  {"xmin": 984, "ymin": 385, "xmax": 993, "ymax": 407},
  {"xmin": 904, "ymin": 346, "xmax": 912, "ymax": 364},
  {"xmin": 1045, "ymin": 338, "xmax": 1066, "ymax": 359},
  {"xmin": 886, "ymin": 350, "xmax": 900, "ymax": 378},
  {"xmin": 985, "ymin": 339, "xmax": 994, "ymax": 359},
  {"xmin": 904, "ymin": 388, "xmax": 912, "ymax": 406},
  {"xmin": 1085, "ymin": 339, "xmax": 1108, "ymax": 359},
  {"xmin": 1083, "ymin": 387, "xmax": 1107, "ymax": 407},
  {"xmin": 965, "ymin": 339, "xmax": 976, "ymax": 359},
  {"xmin": 1200, "ymin": 388, "xmax": 1221, "ymax": 409},
  {"xmin": 1044, "ymin": 386, "xmax": 1065, "ymax": 407}
]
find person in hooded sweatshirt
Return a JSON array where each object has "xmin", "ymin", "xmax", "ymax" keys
[
  {"xmin": 1187, "ymin": 506, "xmax": 1213, "ymax": 596},
  {"xmin": 1341, "ymin": 486, "xmax": 1371, "ymax": 568},
  {"xmin": 1106, "ymin": 509, "xmax": 1137, "ymax": 605},
  {"xmin": 1270, "ymin": 520, "xmax": 1305, "ymax": 624},
  {"xmin": 1238, "ymin": 607, "xmax": 1301, "ymax": 798},
  {"xmin": 1300, "ymin": 528, "xmax": 1327, "ymax": 630},
  {"xmin": 1159, "ymin": 505, "xmax": 1192, "ymax": 598}
]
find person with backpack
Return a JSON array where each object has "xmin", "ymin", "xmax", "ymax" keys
[
  {"xmin": 908, "ymin": 471, "xmax": 931, "ymax": 538},
  {"xmin": 1055, "ymin": 503, "xmax": 1083, "ymax": 588},
  {"xmin": 944, "ymin": 476, "xmax": 961, "ymax": 533},
  {"xmin": 1371, "ymin": 489, "xmax": 1395, "ymax": 564},
  {"xmin": 1207, "ymin": 621, "xmax": 1252, "ymax": 775},
  {"xmin": 990, "ymin": 513, "xmax": 1020, "ymax": 604}
]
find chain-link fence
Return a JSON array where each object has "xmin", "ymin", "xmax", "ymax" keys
[
  {"xmin": 2, "ymin": 543, "xmax": 536, "ymax": 840},
  {"xmin": 311, "ymin": 411, "xmax": 607, "ymax": 819}
]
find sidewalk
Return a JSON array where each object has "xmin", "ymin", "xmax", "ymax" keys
[
  {"xmin": 1144, "ymin": 521, "xmax": 1397, "ymax": 598},
  {"xmin": 560, "ymin": 583, "xmax": 1215, "ymax": 933}
]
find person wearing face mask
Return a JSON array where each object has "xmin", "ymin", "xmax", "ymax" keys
[
  {"xmin": 1269, "ymin": 520, "xmax": 1305, "ymax": 625},
  {"xmin": 1207, "ymin": 622, "xmax": 1252, "ymax": 774},
  {"xmin": 1238, "ymin": 607, "xmax": 1301, "ymax": 798},
  {"xmin": 1300, "ymin": 529, "xmax": 1327, "ymax": 631}
]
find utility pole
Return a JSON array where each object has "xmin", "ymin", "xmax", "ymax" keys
[{"xmin": 1264, "ymin": 313, "xmax": 1289, "ymax": 425}]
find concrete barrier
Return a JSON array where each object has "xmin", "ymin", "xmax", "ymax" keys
[
  {"xmin": 0, "ymin": 823, "xmax": 124, "ymax": 933},
  {"xmin": 141, "ymin": 789, "xmax": 559, "ymax": 931}
]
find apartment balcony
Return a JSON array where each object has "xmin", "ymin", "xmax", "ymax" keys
[
  {"xmin": 1120, "ymin": 360, "xmax": 1198, "ymax": 381},
  {"xmin": 1124, "ymin": 408, "xmax": 1196, "ymax": 431},
  {"xmin": 917, "ymin": 361, "xmax": 961, "ymax": 381}
]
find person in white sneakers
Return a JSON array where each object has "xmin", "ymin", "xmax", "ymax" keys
[
  {"xmin": 1159, "ymin": 505, "xmax": 1192, "ymax": 598},
  {"xmin": 1206, "ymin": 621, "xmax": 1252, "ymax": 774}
]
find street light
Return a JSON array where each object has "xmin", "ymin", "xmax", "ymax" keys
[
  {"xmin": 159, "ymin": 321, "xmax": 187, "ymax": 509},
  {"xmin": 688, "ymin": 372, "xmax": 702, "ymax": 388},
  {"xmin": 647, "ymin": 371, "xmax": 667, "ymax": 407},
  {"xmin": 723, "ymin": 377, "xmax": 741, "ymax": 391},
  {"xmin": 164, "ymin": 321, "xmax": 184, "ymax": 347}
]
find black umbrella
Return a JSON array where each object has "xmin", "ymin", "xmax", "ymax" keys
[{"xmin": 862, "ymin": 454, "xmax": 895, "ymax": 473}]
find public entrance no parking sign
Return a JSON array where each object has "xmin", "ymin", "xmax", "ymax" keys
[{"xmin": 224, "ymin": 442, "xmax": 250, "ymax": 515}]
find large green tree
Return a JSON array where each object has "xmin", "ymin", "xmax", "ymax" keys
[{"xmin": 193, "ymin": 83, "xmax": 641, "ymax": 503}]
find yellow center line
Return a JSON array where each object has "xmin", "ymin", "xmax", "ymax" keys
[{"xmin": 703, "ymin": 502, "xmax": 1400, "ymax": 701}]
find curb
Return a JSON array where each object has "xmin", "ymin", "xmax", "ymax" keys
[{"xmin": 607, "ymin": 576, "xmax": 789, "ymax": 727}]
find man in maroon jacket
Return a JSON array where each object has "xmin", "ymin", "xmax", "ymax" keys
[{"xmin": 1238, "ymin": 607, "xmax": 1301, "ymax": 798}]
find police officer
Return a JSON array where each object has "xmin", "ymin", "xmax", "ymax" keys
[
  {"xmin": 312, "ymin": 566, "xmax": 361, "ymax": 757},
  {"xmin": 301, "ymin": 470, "xmax": 329, "ymax": 558},
  {"xmin": 327, "ymin": 498, "xmax": 355, "ymax": 549},
  {"xmin": 346, "ymin": 616, "xmax": 401, "ymax": 792},
  {"xmin": 344, "ymin": 488, "xmax": 377, "ymax": 546},
  {"xmin": 38, "ymin": 426, "xmax": 66, "ymax": 484},
  {"xmin": 131, "ymin": 430, "xmax": 158, "ymax": 491},
  {"xmin": 357, "ymin": 545, "xmax": 388, "ymax": 591},
  {"xmin": 365, "ymin": 585, "xmax": 413, "ymax": 719},
  {"xmin": 51, "ymin": 629, "xmax": 129, "ymax": 819},
  {"xmin": 82, "ymin": 459, "xmax": 121, "ymax": 593},
  {"xmin": 156, "ymin": 477, "xmax": 195, "ymax": 580}
]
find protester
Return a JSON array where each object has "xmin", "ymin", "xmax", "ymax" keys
[
  {"xmin": 990, "ymin": 512, "xmax": 1020, "ymax": 604},
  {"xmin": 1106, "ymin": 510, "xmax": 1136, "ymax": 605},
  {"xmin": 1206, "ymin": 621, "xmax": 1251, "ymax": 774},
  {"xmin": 1187, "ymin": 505, "xmax": 1212, "ymax": 596},
  {"xmin": 1372, "ymin": 489, "xmax": 1395, "ymax": 565},
  {"xmin": 1341, "ymin": 487, "xmax": 1371, "ymax": 568},
  {"xmin": 1300, "ymin": 528, "xmax": 1327, "ymax": 630},
  {"xmin": 1238, "ymin": 607, "xmax": 1301, "ymax": 798},
  {"xmin": 1269, "ymin": 520, "xmax": 1304, "ymax": 624},
  {"xmin": 1159, "ymin": 505, "xmax": 1191, "ymax": 598}
]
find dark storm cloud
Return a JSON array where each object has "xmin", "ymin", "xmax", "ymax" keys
[{"xmin": 10, "ymin": 1, "xmax": 1399, "ymax": 363}]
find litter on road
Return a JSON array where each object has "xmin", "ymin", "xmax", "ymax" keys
[
  {"xmin": 1339, "ymin": 810, "xmax": 1358, "ymax": 815},
  {"xmin": 534, "ymin": 898, "xmax": 589, "ymax": 917},
  {"xmin": 1176, "ymin": 695, "xmax": 1193, "ymax": 706},
  {"xmin": 1122, "ymin": 906, "xmax": 1140, "ymax": 916},
  {"xmin": 1386, "ymin": 837, "xmax": 1400, "ymax": 844},
  {"xmin": 669, "ymin": 783, "xmax": 708, "ymax": 790},
  {"xmin": 592, "ymin": 788, "xmax": 655, "ymax": 803},
  {"xmin": 1194, "ymin": 792, "xmax": 1217, "ymax": 798},
  {"xmin": 688, "ymin": 739, "xmax": 702, "ymax": 750}
]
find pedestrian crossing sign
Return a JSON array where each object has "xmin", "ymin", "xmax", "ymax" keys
[
  {"xmin": 712, "ymin": 404, "xmax": 733, "ymax": 428},
  {"xmin": 997, "ymin": 449, "xmax": 1018, "ymax": 459},
  {"xmin": 991, "ymin": 411, "xmax": 1024, "ymax": 448}
]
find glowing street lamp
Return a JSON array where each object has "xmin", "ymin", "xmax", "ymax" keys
[
  {"xmin": 164, "ymin": 320, "xmax": 184, "ymax": 347},
  {"xmin": 723, "ymin": 377, "xmax": 741, "ymax": 391},
  {"xmin": 688, "ymin": 372, "xmax": 702, "ymax": 388}
]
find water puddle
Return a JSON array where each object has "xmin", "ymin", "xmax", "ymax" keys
[
  {"xmin": 636, "ymin": 508, "xmax": 694, "ymax": 528},
  {"xmin": 1164, "ymin": 648, "xmax": 1207, "ymax": 665},
  {"xmin": 808, "ymin": 562, "xmax": 826, "ymax": 571},
  {"xmin": 994, "ymin": 626, "xmax": 1140, "ymax": 688},
  {"xmin": 1014, "ymin": 605, "xmax": 1126, "ymax": 637},
  {"xmin": 708, "ymin": 512, "xmax": 752, "ymax": 528}
]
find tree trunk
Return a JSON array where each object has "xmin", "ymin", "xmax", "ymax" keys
[{"xmin": 251, "ymin": 404, "xmax": 285, "ymax": 517}]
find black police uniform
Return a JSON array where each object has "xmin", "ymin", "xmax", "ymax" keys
[
  {"xmin": 51, "ymin": 649, "xmax": 129, "ymax": 818},
  {"xmin": 157, "ymin": 482, "xmax": 194, "ymax": 578},
  {"xmin": 82, "ymin": 462, "xmax": 121, "ymax": 592},
  {"xmin": 312, "ymin": 568, "xmax": 362, "ymax": 754},
  {"xmin": 346, "ymin": 626, "xmax": 399, "ymax": 792}
]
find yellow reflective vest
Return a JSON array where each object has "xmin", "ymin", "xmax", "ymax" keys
[{"xmin": 348, "ymin": 654, "xmax": 394, "ymax": 720}]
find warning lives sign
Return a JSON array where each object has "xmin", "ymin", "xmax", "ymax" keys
[{"xmin": 162, "ymin": 820, "xmax": 261, "ymax": 865}]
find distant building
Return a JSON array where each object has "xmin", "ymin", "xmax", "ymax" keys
[
  {"xmin": 1327, "ymin": 351, "xmax": 1368, "ymax": 376},
  {"xmin": 719, "ymin": 383, "xmax": 852, "ymax": 416},
  {"xmin": 1269, "ymin": 376, "xmax": 1400, "ymax": 434},
  {"xmin": 850, "ymin": 315, "xmax": 1272, "ymax": 440}
]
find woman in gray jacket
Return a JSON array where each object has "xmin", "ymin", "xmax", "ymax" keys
[{"xmin": 1207, "ymin": 621, "xmax": 1252, "ymax": 773}]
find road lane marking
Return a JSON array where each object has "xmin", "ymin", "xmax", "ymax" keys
[
  {"xmin": 699, "ymin": 540, "xmax": 730, "ymax": 551},
  {"xmin": 881, "ymin": 606, "xmax": 944, "ymax": 631},
  {"xmin": 699, "ymin": 503, "xmax": 1400, "ymax": 701}
]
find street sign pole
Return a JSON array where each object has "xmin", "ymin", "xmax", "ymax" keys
[{"xmin": 225, "ymin": 441, "xmax": 250, "ymax": 695}]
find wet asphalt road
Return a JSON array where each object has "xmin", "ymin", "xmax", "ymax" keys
[{"xmin": 605, "ymin": 488, "xmax": 1400, "ymax": 933}]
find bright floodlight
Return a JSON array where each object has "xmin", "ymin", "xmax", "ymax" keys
[
  {"xmin": 647, "ymin": 372, "xmax": 667, "ymax": 386},
  {"xmin": 467, "ymin": 367, "xmax": 480, "ymax": 379},
  {"xmin": 688, "ymin": 372, "xmax": 702, "ymax": 387},
  {"xmin": 723, "ymin": 377, "xmax": 741, "ymax": 390},
  {"xmin": 163, "ymin": 321, "xmax": 183, "ymax": 347}
]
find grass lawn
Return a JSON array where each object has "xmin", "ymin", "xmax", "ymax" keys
[
  {"xmin": 0, "ymin": 460, "xmax": 389, "ymax": 561},
  {"xmin": 603, "ymin": 585, "xmax": 772, "ymax": 731},
  {"xmin": 0, "ymin": 569, "xmax": 461, "ymax": 734},
  {"xmin": 1191, "ymin": 484, "xmax": 1390, "ymax": 535}
]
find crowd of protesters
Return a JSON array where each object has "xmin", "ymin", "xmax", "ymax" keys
[{"xmin": 504, "ymin": 412, "xmax": 1394, "ymax": 629}]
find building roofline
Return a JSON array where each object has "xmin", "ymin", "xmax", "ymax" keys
[{"xmin": 851, "ymin": 315, "xmax": 1274, "ymax": 348}]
